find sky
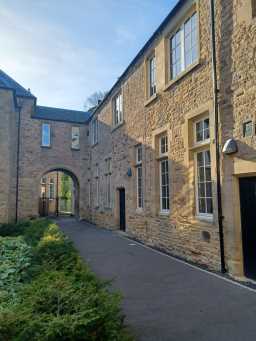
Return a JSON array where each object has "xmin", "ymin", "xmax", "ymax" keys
[{"xmin": 0, "ymin": 0, "xmax": 178, "ymax": 111}]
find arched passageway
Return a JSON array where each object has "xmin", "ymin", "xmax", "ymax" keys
[{"xmin": 39, "ymin": 168, "xmax": 79, "ymax": 218}]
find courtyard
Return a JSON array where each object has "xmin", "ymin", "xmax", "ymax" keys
[{"xmin": 59, "ymin": 218, "xmax": 256, "ymax": 341}]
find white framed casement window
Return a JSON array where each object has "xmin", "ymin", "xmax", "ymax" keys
[
  {"xmin": 159, "ymin": 134, "xmax": 168, "ymax": 156},
  {"xmin": 243, "ymin": 120, "xmax": 253, "ymax": 137},
  {"xmin": 194, "ymin": 117, "xmax": 210, "ymax": 145},
  {"xmin": 105, "ymin": 158, "xmax": 112, "ymax": 208},
  {"xmin": 88, "ymin": 180, "xmax": 91, "ymax": 208},
  {"xmin": 90, "ymin": 118, "xmax": 98, "ymax": 145},
  {"xmin": 160, "ymin": 158, "xmax": 170, "ymax": 213},
  {"xmin": 148, "ymin": 55, "xmax": 156, "ymax": 97},
  {"xmin": 170, "ymin": 12, "xmax": 198, "ymax": 80},
  {"xmin": 49, "ymin": 178, "xmax": 55, "ymax": 200},
  {"xmin": 113, "ymin": 93, "xmax": 123, "ymax": 127},
  {"xmin": 41, "ymin": 177, "xmax": 47, "ymax": 197},
  {"xmin": 71, "ymin": 126, "xmax": 80, "ymax": 150},
  {"xmin": 158, "ymin": 134, "xmax": 170, "ymax": 213},
  {"xmin": 135, "ymin": 144, "xmax": 143, "ymax": 209},
  {"xmin": 195, "ymin": 149, "xmax": 213, "ymax": 218},
  {"xmin": 41, "ymin": 123, "xmax": 51, "ymax": 147},
  {"xmin": 95, "ymin": 166, "xmax": 99, "ymax": 208}
]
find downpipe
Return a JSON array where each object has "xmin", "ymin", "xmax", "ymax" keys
[{"xmin": 209, "ymin": 0, "xmax": 226, "ymax": 273}]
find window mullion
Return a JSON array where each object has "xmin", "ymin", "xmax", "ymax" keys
[{"xmin": 181, "ymin": 24, "xmax": 185, "ymax": 72}]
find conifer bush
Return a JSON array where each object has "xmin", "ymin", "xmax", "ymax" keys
[{"xmin": 0, "ymin": 219, "xmax": 132, "ymax": 341}]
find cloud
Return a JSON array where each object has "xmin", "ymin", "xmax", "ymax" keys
[{"xmin": 0, "ymin": 5, "xmax": 118, "ymax": 109}]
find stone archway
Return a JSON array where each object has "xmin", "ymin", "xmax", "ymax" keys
[{"xmin": 39, "ymin": 167, "xmax": 80, "ymax": 218}]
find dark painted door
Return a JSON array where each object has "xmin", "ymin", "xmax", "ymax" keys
[
  {"xmin": 119, "ymin": 188, "xmax": 126, "ymax": 231},
  {"xmin": 239, "ymin": 177, "xmax": 256, "ymax": 280}
]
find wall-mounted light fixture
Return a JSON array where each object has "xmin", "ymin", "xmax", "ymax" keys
[
  {"xmin": 127, "ymin": 168, "xmax": 132, "ymax": 177},
  {"xmin": 222, "ymin": 139, "xmax": 238, "ymax": 155}
]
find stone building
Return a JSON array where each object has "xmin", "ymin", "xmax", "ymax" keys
[
  {"xmin": 1, "ymin": 0, "xmax": 256, "ymax": 281},
  {"xmin": 0, "ymin": 69, "xmax": 91, "ymax": 223}
]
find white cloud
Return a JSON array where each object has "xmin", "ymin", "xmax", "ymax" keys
[{"xmin": 0, "ymin": 6, "xmax": 117, "ymax": 110}]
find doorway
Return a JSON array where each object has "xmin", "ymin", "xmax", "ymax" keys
[
  {"xmin": 239, "ymin": 177, "xmax": 256, "ymax": 280},
  {"xmin": 119, "ymin": 188, "xmax": 126, "ymax": 231}
]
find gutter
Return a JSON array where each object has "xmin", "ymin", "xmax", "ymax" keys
[{"xmin": 209, "ymin": 0, "xmax": 226, "ymax": 273}]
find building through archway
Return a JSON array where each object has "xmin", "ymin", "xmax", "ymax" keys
[{"xmin": 39, "ymin": 169, "xmax": 79, "ymax": 218}]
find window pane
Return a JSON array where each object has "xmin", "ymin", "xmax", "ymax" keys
[
  {"xmin": 206, "ymin": 182, "xmax": 212, "ymax": 197},
  {"xmin": 72, "ymin": 127, "xmax": 80, "ymax": 149},
  {"xmin": 243, "ymin": 121, "xmax": 253, "ymax": 137},
  {"xmin": 199, "ymin": 199, "xmax": 206, "ymax": 213},
  {"xmin": 196, "ymin": 150, "xmax": 213, "ymax": 215},
  {"xmin": 42, "ymin": 124, "xmax": 50, "ymax": 146},
  {"xmin": 160, "ymin": 160, "xmax": 170, "ymax": 212},
  {"xmin": 206, "ymin": 198, "xmax": 213, "ymax": 214}
]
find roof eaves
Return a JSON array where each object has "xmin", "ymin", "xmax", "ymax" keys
[{"xmin": 93, "ymin": 0, "xmax": 186, "ymax": 117}]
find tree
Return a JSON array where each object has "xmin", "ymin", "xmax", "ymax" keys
[{"xmin": 84, "ymin": 91, "xmax": 108, "ymax": 111}]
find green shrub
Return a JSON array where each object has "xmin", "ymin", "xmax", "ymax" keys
[
  {"xmin": 0, "ymin": 237, "xmax": 32, "ymax": 301},
  {"xmin": 0, "ymin": 221, "xmax": 29, "ymax": 237},
  {"xmin": 0, "ymin": 271, "xmax": 130, "ymax": 341},
  {"xmin": 0, "ymin": 220, "xmax": 133, "ymax": 340}
]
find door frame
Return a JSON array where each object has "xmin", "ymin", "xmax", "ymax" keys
[
  {"xmin": 239, "ymin": 176, "xmax": 256, "ymax": 280},
  {"xmin": 117, "ymin": 187, "xmax": 126, "ymax": 231}
]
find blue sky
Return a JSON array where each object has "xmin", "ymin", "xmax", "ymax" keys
[{"xmin": 1, "ymin": 0, "xmax": 178, "ymax": 110}]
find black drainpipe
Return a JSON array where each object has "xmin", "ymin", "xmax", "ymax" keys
[
  {"xmin": 209, "ymin": 0, "xmax": 226, "ymax": 273},
  {"xmin": 15, "ymin": 103, "xmax": 22, "ymax": 223}
]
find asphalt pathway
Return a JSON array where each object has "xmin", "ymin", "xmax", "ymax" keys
[{"xmin": 58, "ymin": 218, "xmax": 256, "ymax": 341}]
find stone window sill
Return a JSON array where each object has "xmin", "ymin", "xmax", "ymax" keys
[
  {"xmin": 195, "ymin": 214, "xmax": 214, "ymax": 224},
  {"xmin": 159, "ymin": 210, "xmax": 170, "ymax": 217},
  {"xmin": 41, "ymin": 145, "xmax": 51, "ymax": 149},
  {"xmin": 71, "ymin": 147, "xmax": 80, "ymax": 151},
  {"xmin": 136, "ymin": 208, "xmax": 144, "ymax": 214},
  {"xmin": 189, "ymin": 140, "xmax": 211, "ymax": 151},
  {"xmin": 164, "ymin": 60, "xmax": 201, "ymax": 92},
  {"xmin": 144, "ymin": 93, "xmax": 158, "ymax": 107}
]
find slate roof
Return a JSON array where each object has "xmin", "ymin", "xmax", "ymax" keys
[
  {"xmin": 0, "ymin": 69, "xmax": 35, "ymax": 98},
  {"xmin": 34, "ymin": 106, "xmax": 91, "ymax": 124}
]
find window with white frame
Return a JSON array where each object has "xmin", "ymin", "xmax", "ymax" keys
[
  {"xmin": 113, "ymin": 93, "xmax": 123, "ymax": 126},
  {"xmin": 91, "ymin": 118, "xmax": 98, "ymax": 145},
  {"xmin": 243, "ymin": 121, "xmax": 253, "ymax": 137},
  {"xmin": 41, "ymin": 177, "xmax": 47, "ymax": 197},
  {"xmin": 136, "ymin": 145, "xmax": 143, "ymax": 209},
  {"xmin": 170, "ymin": 12, "xmax": 198, "ymax": 80},
  {"xmin": 160, "ymin": 134, "xmax": 168, "ymax": 156},
  {"xmin": 71, "ymin": 126, "xmax": 80, "ymax": 149},
  {"xmin": 195, "ymin": 117, "xmax": 210, "ymax": 144},
  {"xmin": 49, "ymin": 178, "xmax": 55, "ymax": 200},
  {"xmin": 160, "ymin": 159, "xmax": 170, "ymax": 212},
  {"xmin": 41, "ymin": 123, "xmax": 51, "ymax": 147},
  {"xmin": 158, "ymin": 134, "xmax": 170, "ymax": 213},
  {"xmin": 95, "ymin": 165, "xmax": 99, "ymax": 207},
  {"xmin": 105, "ymin": 158, "xmax": 112, "ymax": 208},
  {"xmin": 148, "ymin": 55, "xmax": 156, "ymax": 97},
  {"xmin": 88, "ymin": 180, "xmax": 91, "ymax": 208},
  {"xmin": 196, "ymin": 150, "xmax": 213, "ymax": 216}
]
